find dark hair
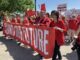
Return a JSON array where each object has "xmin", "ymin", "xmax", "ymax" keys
[
  {"xmin": 72, "ymin": 15, "xmax": 75, "ymax": 18},
  {"xmin": 51, "ymin": 10, "xmax": 59, "ymax": 20}
]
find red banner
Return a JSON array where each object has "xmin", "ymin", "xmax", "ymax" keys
[
  {"xmin": 41, "ymin": 3, "xmax": 46, "ymax": 12},
  {"xmin": 3, "ymin": 22, "xmax": 55, "ymax": 59}
]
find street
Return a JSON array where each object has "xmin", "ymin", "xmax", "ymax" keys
[{"xmin": 0, "ymin": 31, "xmax": 78, "ymax": 60}]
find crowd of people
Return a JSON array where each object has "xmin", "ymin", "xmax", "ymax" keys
[{"xmin": 2, "ymin": 10, "xmax": 80, "ymax": 60}]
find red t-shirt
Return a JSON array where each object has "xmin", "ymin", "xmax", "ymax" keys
[
  {"xmin": 16, "ymin": 16, "xmax": 20, "ymax": 23},
  {"xmin": 68, "ymin": 19, "xmax": 78, "ymax": 30},
  {"xmin": 11, "ymin": 18, "xmax": 16, "ymax": 23},
  {"xmin": 50, "ymin": 20, "xmax": 66, "ymax": 46},
  {"xmin": 39, "ymin": 17, "xmax": 51, "ymax": 27},
  {"xmin": 23, "ymin": 16, "xmax": 29, "ymax": 25}
]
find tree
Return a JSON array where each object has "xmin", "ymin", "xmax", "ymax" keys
[
  {"xmin": 0, "ymin": 0, "xmax": 9, "ymax": 11},
  {"xmin": 0, "ymin": 0, "xmax": 35, "ymax": 12},
  {"xmin": 17, "ymin": 0, "xmax": 35, "ymax": 11}
]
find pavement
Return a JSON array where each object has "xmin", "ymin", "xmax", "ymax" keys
[{"xmin": 0, "ymin": 31, "xmax": 78, "ymax": 60}]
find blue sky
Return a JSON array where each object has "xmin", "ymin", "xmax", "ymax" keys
[{"xmin": 36, "ymin": 0, "xmax": 80, "ymax": 12}]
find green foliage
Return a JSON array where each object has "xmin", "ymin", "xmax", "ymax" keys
[{"xmin": 0, "ymin": 0, "xmax": 35, "ymax": 12}]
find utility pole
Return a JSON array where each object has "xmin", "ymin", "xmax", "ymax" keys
[{"xmin": 35, "ymin": 0, "xmax": 36, "ymax": 11}]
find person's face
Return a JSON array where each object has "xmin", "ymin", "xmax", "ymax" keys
[{"xmin": 51, "ymin": 14, "xmax": 57, "ymax": 22}]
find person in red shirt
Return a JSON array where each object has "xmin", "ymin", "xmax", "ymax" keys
[
  {"xmin": 36, "ymin": 12, "xmax": 51, "ymax": 60},
  {"xmin": 11, "ymin": 15, "xmax": 16, "ymax": 23},
  {"xmin": 59, "ymin": 15, "xmax": 68, "ymax": 35},
  {"xmin": 6, "ymin": 16, "xmax": 11, "ymax": 22},
  {"xmin": 3, "ymin": 15, "xmax": 7, "ymax": 22},
  {"xmin": 29, "ymin": 16, "xmax": 36, "ymax": 25},
  {"xmin": 39, "ymin": 12, "xmax": 51, "ymax": 27},
  {"xmin": 23, "ymin": 15, "xmax": 29, "ymax": 25},
  {"xmin": 16, "ymin": 14, "xmax": 21, "ymax": 23},
  {"xmin": 43, "ymin": 13, "xmax": 51, "ymax": 26},
  {"xmin": 67, "ymin": 16, "xmax": 78, "ymax": 42},
  {"xmin": 68, "ymin": 16, "xmax": 78, "ymax": 30},
  {"xmin": 50, "ymin": 10, "xmax": 66, "ymax": 60}
]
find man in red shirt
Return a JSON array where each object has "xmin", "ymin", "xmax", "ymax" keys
[
  {"xmin": 35, "ymin": 12, "xmax": 51, "ymax": 60},
  {"xmin": 39, "ymin": 12, "xmax": 51, "ymax": 27},
  {"xmin": 50, "ymin": 10, "xmax": 66, "ymax": 60}
]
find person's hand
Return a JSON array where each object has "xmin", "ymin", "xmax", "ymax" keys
[{"xmin": 54, "ymin": 27, "xmax": 63, "ymax": 32}]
